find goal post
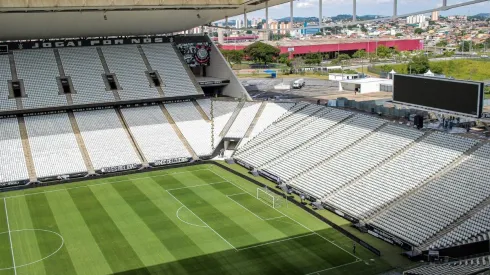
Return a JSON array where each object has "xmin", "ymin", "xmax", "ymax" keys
[{"xmin": 257, "ymin": 188, "xmax": 283, "ymax": 208}]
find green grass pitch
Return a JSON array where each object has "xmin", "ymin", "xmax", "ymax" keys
[{"xmin": 0, "ymin": 164, "xmax": 383, "ymax": 275}]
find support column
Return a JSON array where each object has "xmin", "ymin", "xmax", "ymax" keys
[
  {"xmin": 265, "ymin": 1, "xmax": 269, "ymax": 41},
  {"xmin": 393, "ymin": 0, "xmax": 397, "ymax": 18},
  {"xmin": 244, "ymin": 8, "xmax": 247, "ymax": 29},
  {"xmin": 319, "ymin": 0, "xmax": 322, "ymax": 26},
  {"xmin": 442, "ymin": 0, "xmax": 447, "ymax": 6},
  {"xmin": 290, "ymin": 0, "xmax": 294, "ymax": 29},
  {"xmin": 225, "ymin": 16, "xmax": 228, "ymax": 29},
  {"xmin": 353, "ymin": 0, "xmax": 357, "ymax": 22}
]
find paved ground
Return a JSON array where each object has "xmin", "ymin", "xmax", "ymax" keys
[{"xmin": 239, "ymin": 77, "xmax": 392, "ymax": 103}]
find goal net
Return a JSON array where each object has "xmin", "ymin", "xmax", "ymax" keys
[{"xmin": 257, "ymin": 187, "xmax": 283, "ymax": 208}]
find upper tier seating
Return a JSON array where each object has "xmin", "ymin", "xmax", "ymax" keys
[
  {"xmin": 0, "ymin": 118, "xmax": 29, "ymax": 183},
  {"xmin": 58, "ymin": 47, "xmax": 115, "ymax": 104},
  {"xmin": 261, "ymin": 114, "xmax": 382, "ymax": 181},
  {"xmin": 74, "ymin": 109, "xmax": 141, "ymax": 169},
  {"xmin": 226, "ymin": 102, "xmax": 261, "ymax": 139},
  {"xmin": 284, "ymin": 115, "xmax": 386, "ymax": 198},
  {"xmin": 14, "ymin": 49, "xmax": 68, "ymax": 109},
  {"xmin": 0, "ymin": 55, "xmax": 17, "ymax": 110},
  {"xmin": 238, "ymin": 108, "xmax": 354, "ymax": 168},
  {"xmin": 166, "ymin": 102, "xmax": 212, "ymax": 156},
  {"xmin": 370, "ymin": 144, "xmax": 490, "ymax": 246},
  {"xmin": 121, "ymin": 106, "xmax": 191, "ymax": 162},
  {"xmin": 101, "ymin": 45, "xmax": 160, "ymax": 100},
  {"xmin": 24, "ymin": 113, "xmax": 87, "ymax": 178},
  {"xmin": 404, "ymin": 255, "xmax": 490, "ymax": 275},
  {"xmin": 247, "ymin": 102, "xmax": 294, "ymax": 139},
  {"xmin": 142, "ymin": 44, "xmax": 201, "ymax": 97},
  {"xmin": 429, "ymin": 204, "xmax": 490, "ymax": 250},
  {"xmin": 326, "ymin": 132, "xmax": 477, "ymax": 221},
  {"xmin": 236, "ymin": 103, "xmax": 324, "ymax": 158}
]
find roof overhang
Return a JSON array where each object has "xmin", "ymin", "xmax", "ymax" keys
[{"xmin": 0, "ymin": 0, "xmax": 290, "ymax": 40}]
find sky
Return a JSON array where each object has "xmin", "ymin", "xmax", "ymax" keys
[{"xmin": 230, "ymin": 0, "xmax": 490, "ymax": 20}]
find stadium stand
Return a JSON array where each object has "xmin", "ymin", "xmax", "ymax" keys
[
  {"xmin": 58, "ymin": 47, "xmax": 115, "ymax": 105},
  {"xmin": 101, "ymin": 45, "xmax": 160, "ymax": 101},
  {"xmin": 0, "ymin": 118, "xmax": 29, "ymax": 183},
  {"xmin": 370, "ymin": 144, "xmax": 490, "ymax": 246},
  {"xmin": 0, "ymin": 55, "xmax": 17, "ymax": 110},
  {"xmin": 260, "ymin": 114, "xmax": 383, "ymax": 181},
  {"xmin": 325, "ymin": 132, "xmax": 478, "ymax": 220},
  {"xmin": 226, "ymin": 101, "xmax": 261, "ymax": 139},
  {"xmin": 428, "ymin": 204, "xmax": 490, "ymax": 250},
  {"xmin": 24, "ymin": 113, "xmax": 87, "ymax": 178},
  {"xmin": 166, "ymin": 101, "xmax": 213, "ymax": 157},
  {"xmin": 237, "ymin": 108, "xmax": 354, "ymax": 168},
  {"xmin": 73, "ymin": 109, "xmax": 142, "ymax": 170},
  {"xmin": 404, "ymin": 255, "xmax": 490, "ymax": 275},
  {"xmin": 14, "ymin": 49, "xmax": 68, "ymax": 109},
  {"xmin": 120, "ymin": 106, "xmax": 192, "ymax": 163},
  {"xmin": 142, "ymin": 44, "xmax": 202, "ymax": 97},
  {"xmin": 246, "ymin": 102, "xmax": 294, "ymax": 139}
]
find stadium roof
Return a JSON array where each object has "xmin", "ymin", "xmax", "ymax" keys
[{"xmin": 0, "ymin": 0, "xmax": 290, "ymax": 40}]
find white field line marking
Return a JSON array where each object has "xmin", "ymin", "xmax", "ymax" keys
[
  {"xmin": 226, "ymin": 195, "xmax": 264, "ymax": 221},
  {"xmin": 0, "ymin": 229, "xmax": 65, "ymax": 271},
  {"xmin": 226, "ymin": 192, "xmax": 248, "ymax": 197},
  {"xmin": 3, "ymin": 168, "xmax": 210, "ymax": 200},
  {"xmin": 176, "ymin": 206, "xmax": 208, "ymax": 228},
  {"xmin": 206, "ymin": 168, "xmax": 362, "ymax": 261},
  {"xmin": 166, "ymin": 181, "xmax": 227, "ymax": 191},
  {"xmin": 227, "ymin": 194, "xmax": 284, "ymax": 221},
  {"xmin": 4, "ymin": 198, "xmax": 17, "ymax": 275},
  {"xmin": 263, "ymin": 216, "xmax": 286, "ymax": 221},
  {"xmin": 305, "ymin": 259, "xmax": 362, "ymax": 275},
  {"xmin": 166, "ymin": 190, "xmax": 238, "ymax": 251},
  {"xmin": 237, "ymin": 233, "xmax": 316, "ymax": 251}
]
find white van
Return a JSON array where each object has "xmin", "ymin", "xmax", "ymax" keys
[{"xmin": 292, "ymin": 79, "xmax": 305, "ymax": 89}]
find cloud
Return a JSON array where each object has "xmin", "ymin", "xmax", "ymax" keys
[{"xmin": 296, "ymin": 0, "xmax": 316, "ymax": 8}]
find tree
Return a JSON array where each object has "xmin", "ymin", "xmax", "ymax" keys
[
  {"xmin": 376, "ymin": 45, "xmax": 393, "ymax": 58},
  {"xmin": 228, "ymin": 50, "xmax": 244, "ymax": 64},
  {"xmin": 407, "ymin": 55, "xmax": 430, "ymax": 74},
  {"xmin": 459, "ymin": 41, "xmax": 470, "ymax": 52},
  {"xmin": 330, "ymin": 53, "xmax": 351, "ymax": 65},
  {"xmin": 304, "ymin": 52, "xmax": 322, "ymax": 65},
  {"xmin": 277, "ymin": 53, "xmax": 291, "ymax": 67},
  {"xmin": 246, "ymin": 30, "xmax": 253, "ymax": 35},
  {"xmin": 243, "ymin": 41, "xmax": 280, "ymax": 65},
  {"xmin": 352, "ymin": 49, "xmax": 367, "ymax": 60},
  {"xmin": 436, "ymin": 40, "xmax": 448, "ymax": 47},
  {"xmin": 414, "ymin": 28, "xmax": 424, "ymax": 35},
  {"xmin": 395, "ymin": 33, "xmax": 403, "ymax": 37}
]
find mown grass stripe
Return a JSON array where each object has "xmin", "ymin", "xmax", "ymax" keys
[
  {"xmin": 46, "ymin": 190, "xmax": 113, "ymax": 275},
  {"xmin": 90, "ymin": 183, "xmax": 178, "ymax": 268},
  {"xmin": 6, "ymin": 197, "xmax": 46, "ymax": 275},
  {"xmin": 24, "ymin": 194, "xmax": 77, "ymax": 275},
  {"xmin": 68, "ymin": 187, "xmax": 149, "ymax": 274},
  {"xmin": 0, "ymin": 200, "xmax": 14, "ymax": 274},
  {"xmin": 111, "ymin": 179, "xmax": 232, "ymax": 275}
]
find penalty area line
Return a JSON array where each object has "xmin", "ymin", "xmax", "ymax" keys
[
  {"xmin": 237, "ymin": 233, "xmax": 316, "ymax": 251},
  {"xmin": 4, "ymin": 198, "xmax": 17, "ymax": 275},
  {"xmin": 305, "ymin": 259, "xmax": 363, "ymax": 275}
]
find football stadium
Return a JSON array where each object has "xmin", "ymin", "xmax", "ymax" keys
[{"xmin": 0, "ymin": 1, "xmax": 489, "ymax": 275}]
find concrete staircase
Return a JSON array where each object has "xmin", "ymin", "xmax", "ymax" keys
[
  {"xmin": 159, "ymin": 104, "xmax": 199, "ymax": 160},
  {"xmin": 53, "ymin": 49, "xmax": 73, "ymax": 105},
  {"xmin": 96, "ymin": 47, "xmax": 121, "ymax": 101},
  {"xmin": 137, "ymin": 45, "xmax": 165, "ymax": 97},
  {"xmin": 17, "ymin": 116, "xmax": 37, "ymax": 182},
  {"xmin": 67, "ymin": 111, "xmax": 95, "ymax": 174},
  {"xmin": 243, "ymin": 101, "xmax": 267, "ymax": 138},
  {"xmin": 192, "ymin": 100, "xmax": 211, "ymax": 122},
  {"xmin": 219, "ymin": 101, "xmax": 245, "ymax": 137},
  {"xmin": 115, "ymin": 108, "xmax": 149, "ymax": 167},
  {"xmin": 8, "ymin": 53, "xmax": 23, "ymax": 109},
  {"xmin": 365, "ymin": 139, "xmax": 485, "ymax": 223}
]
